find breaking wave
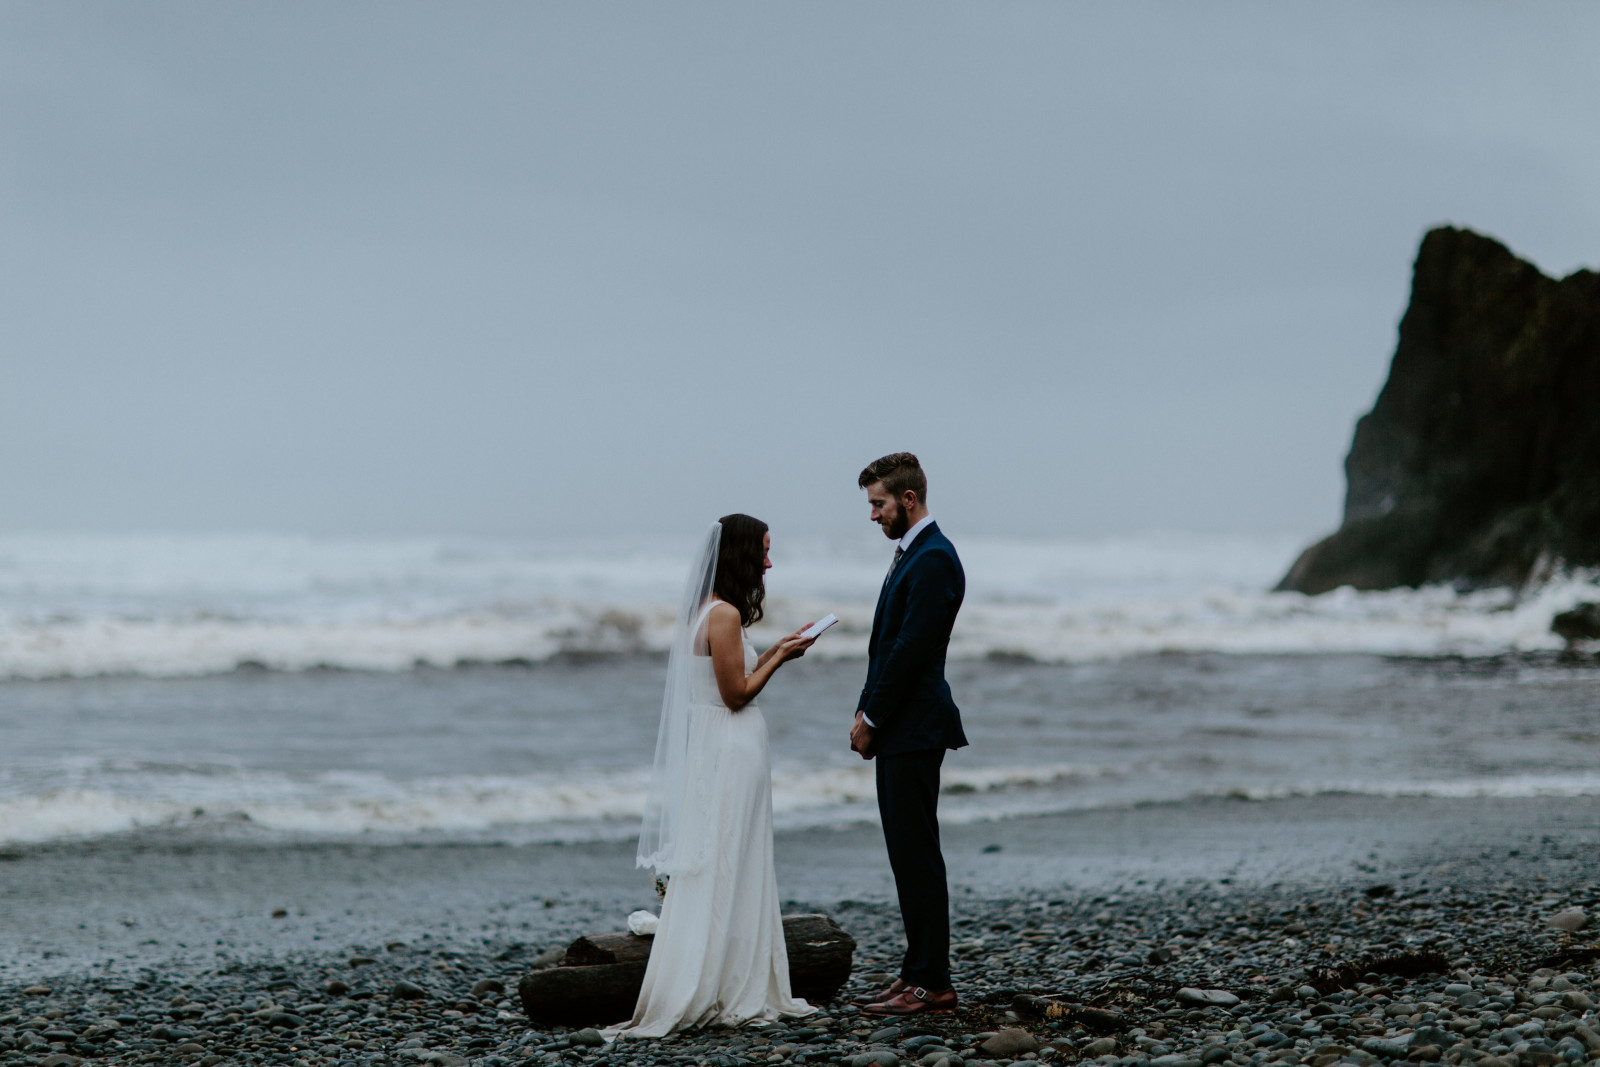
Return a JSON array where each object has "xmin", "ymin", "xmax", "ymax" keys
[
  {"xmin": 5, "ymin": 761, "xmax": 1598, "ymax": 847},
  {"xmin": 0, "ymin": 532, "xmax": 1596, "ymax": 679}
]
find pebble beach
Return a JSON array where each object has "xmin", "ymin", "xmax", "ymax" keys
[{"xmin": 4, "ymin": 793, "xmax": 1598, "ymax": 1067}]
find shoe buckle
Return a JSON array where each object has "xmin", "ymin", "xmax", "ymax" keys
[{"xmin": 913, "ymin": 986, "xmax": 928, "ymax": 1000}]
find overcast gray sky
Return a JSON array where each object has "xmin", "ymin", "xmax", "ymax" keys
[{"xmin": 2, "ymin": 2, "xmax": 1597, "ymax": 540}]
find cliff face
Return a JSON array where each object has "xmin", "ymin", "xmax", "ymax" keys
[{"xmin": 1278, "ymin": 226, "xmax": 1600, "ymax": 595}]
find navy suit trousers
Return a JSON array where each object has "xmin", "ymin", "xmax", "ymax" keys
[{"xmin": 875, "ymin": 748, "xmax": 950, "ymax": 990}]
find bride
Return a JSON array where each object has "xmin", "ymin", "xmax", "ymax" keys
[{"xmin": 610, "ymin": 514, "xmax": 820, "ymax": 1037}]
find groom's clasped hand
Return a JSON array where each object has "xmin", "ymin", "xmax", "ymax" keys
[{"xmin": 849, "ymin": 709, "xmax": 875, "ymax": 760}]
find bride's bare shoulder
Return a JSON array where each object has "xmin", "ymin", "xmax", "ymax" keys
[{"xmin": 705, "ymin": 599, "xmax": 741, "ymax": 623}]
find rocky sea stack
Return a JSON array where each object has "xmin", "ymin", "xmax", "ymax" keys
[{"xmin": 1279, "ymin": 226, "xmax": 1600, "ymax": 595}]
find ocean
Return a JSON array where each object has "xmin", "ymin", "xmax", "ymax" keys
[{"xmin": 3, "ymin": 531, "xmax": 1598, "ymax": 849}]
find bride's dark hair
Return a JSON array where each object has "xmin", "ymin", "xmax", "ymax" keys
[{"xmin": 714, "ymin": 513, "xmax": 768, "ymax": 628}]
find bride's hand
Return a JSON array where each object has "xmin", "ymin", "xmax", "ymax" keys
[{"xmin": 774, "ymin": 634, "xmax": 815, "ymax": 662}]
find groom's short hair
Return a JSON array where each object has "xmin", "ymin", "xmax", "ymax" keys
[{"xmin": 858, "ymin": 452, "xmax": 927, "ymax": 504}]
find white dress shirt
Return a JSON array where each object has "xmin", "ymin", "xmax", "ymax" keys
[
  {"xmin": 896, "ymin": 513, "xmax": 936, "ymax": 553},
  {"xmin": 862, "ymin": 514, "xmax": 935, "ymax": 728}
]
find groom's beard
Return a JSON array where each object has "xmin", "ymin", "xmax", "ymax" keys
[{"xmin": 882, "ymin": 508, "xmax": 911, "ymax": 540}]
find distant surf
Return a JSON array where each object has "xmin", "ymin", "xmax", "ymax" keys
[{"xmin": 0, "ymin": 532, "xmax": 1596, "ymax": 679}]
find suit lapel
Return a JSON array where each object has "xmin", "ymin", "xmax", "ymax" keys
[
  {"xmin": 892, "ymin": 522, "xmax": 938, "ymax": 583},
  {"xmin": 868, "ymin": 523, "xmax": 940, "ymax": 657}
]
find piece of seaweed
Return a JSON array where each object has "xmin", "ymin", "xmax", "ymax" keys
[
  {"xmin": 1309, "ymin": 949, "xmax": 1450, "ymax": 994},
  {"xmin": 1536, "ymin": 944, "xmax": 1600, "ymax": 970}
]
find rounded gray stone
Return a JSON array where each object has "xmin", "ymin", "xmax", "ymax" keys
[
  {"xmin": 978, "ymin": 1028, "xmax": 1038, "ymax": 1056},
  {"xmin": 1548, "ymin": 908, "xmax": 1588, "ymax": 932},
  {"xmin": 571, "ymin": 1028, "xmax": 606, "ymax": 1047},
  {"xmin": 854, "ymin": 1052, "xmax": 901, "ymax": 1067}
]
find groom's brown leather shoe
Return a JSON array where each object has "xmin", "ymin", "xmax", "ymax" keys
[
  {"xmin": 850, "ymin": 977, "xmax": 909, "ymax": 1006},
  {"xmin": 861, "ymin": 985, "xmax": 958, "ymax": 1016}
]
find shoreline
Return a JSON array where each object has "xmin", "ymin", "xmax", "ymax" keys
[{"xmin": 3, "ymin": 793, "xmax": 1597, "ymax": 986}]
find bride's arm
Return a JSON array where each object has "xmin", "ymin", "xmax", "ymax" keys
[{"xmin": 708, "ymin": 602, "xmax": 812, "ymax": 711}]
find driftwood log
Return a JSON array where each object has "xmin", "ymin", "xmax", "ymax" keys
[{"xmin": 519, "ymin": 913, "xmax": 856, "ymax": 1026}]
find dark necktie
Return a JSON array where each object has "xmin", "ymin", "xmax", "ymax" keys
[{"xmin": 884, "ymin": 545, "xmax": 904, "ymax": 587}]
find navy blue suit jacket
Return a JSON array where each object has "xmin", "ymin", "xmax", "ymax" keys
[{"xmin": 858, "ymin": 522, "xmax": 968, "ymax": 756}]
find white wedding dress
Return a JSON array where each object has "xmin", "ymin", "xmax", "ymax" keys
[{"xmin": 609, "ymin": 604, "xmax": 814, "ymax": 1037}]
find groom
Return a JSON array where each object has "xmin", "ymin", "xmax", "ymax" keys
[{"xmin": 848, "ymin": 452, "xmax": 967, "ymax": 1017}]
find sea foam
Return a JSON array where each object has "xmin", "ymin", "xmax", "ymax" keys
[
  {"xmin": 0, "ymin": 532, "xmax": 1595, "ymax": 679},
  {"xmin": 6, "ymin": 762, "xmax": 1598, "ymax": 847}
]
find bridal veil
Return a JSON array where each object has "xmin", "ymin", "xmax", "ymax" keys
[{"xmin": 636, "ymin": 521, "xmax": 720, "ymax": 877}]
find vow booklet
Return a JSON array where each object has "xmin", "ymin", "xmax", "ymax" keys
[{"xmin": 801, "ymin": 614, "xmax": 839, "ymax": 640}]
